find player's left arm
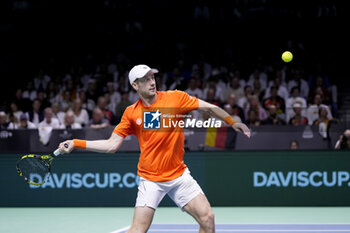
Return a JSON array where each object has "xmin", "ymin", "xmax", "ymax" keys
[{"xmin": 198, "ymin": 99, "xmax": 251, "ymax": 138}]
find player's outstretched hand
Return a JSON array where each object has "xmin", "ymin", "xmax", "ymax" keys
[
  {"xmin": 58, "ymin": 140, "xmax": 74, "ymax": 154},
  {"xmin": 232, "ymin": 122, "xmax": 251, "ymax": 138}
]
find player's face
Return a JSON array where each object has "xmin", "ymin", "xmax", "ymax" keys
[{"xmin": 134, "ymin": 71, "xmax": 157, "ymax": 97}]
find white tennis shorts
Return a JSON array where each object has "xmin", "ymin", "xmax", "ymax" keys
[{"xmin": 135, "ymin": 168, "xmax": 204, "ymax": 210}]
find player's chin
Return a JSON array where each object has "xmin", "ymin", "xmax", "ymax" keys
[{"xmin": 148, "ymin": 88, "xmax": 156, "ymax": 95}]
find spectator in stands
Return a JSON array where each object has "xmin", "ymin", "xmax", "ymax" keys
[
  {"xmin": 285, "ymin": 87, "xmax": 307, "ymax": 123},
  {"xmin": 46, "ymin": 81, "xmax": 60, "ymax": 104},
  {"xmin": 51, "ymin": 102, "xmax": 65, "ymax": 125},
  {"xmin": 0, "ymin": 111, "xmax": 9, "ymax": 130},
  {"xmin": 289, "ymin": 102, "xmax": 308, "ymax": 126},
  {"xmin": 247, "ymin": 68, "xmax": 268, "ymax": 92},
  {"xmin": 117, "ymin": 74, "xmax": 129, "ymax": 94},
  {"xmin": 78, "ymin": 90, "xmax": 95, "ymax": 115},
  {"xmin": 22, "ymin": 81, "xmax": 37, "ymax": 101},
  {"xmin": 335, "ymin": 129, "xmax": 350, "ymax": 150},
  {"xmin": 202, "ymin": 77, "xmax": 225, "ymax": 104},
  {"xmin": 289, "ymin": 140, "xmax": 300, "ymax": 150},
  {"xmin": 26, "ymin": 98, "xmax": 44, "ymax": 127},
  {"xmin": 262, "ymin": 86, "xmax": 286, "ymax": 120},
  {"xmin": 60, "ymin": 90, "xmax": 74, "ymax": 112},
  {"xmin": 18, "ymin": 113, "xmax": 36, "ymax": 129},
  {"xmin": 115, "ymin": 92, "xmax": 132, "ymax": 124},
  {"xmin": 308, "ymin": 75, "xmax": 331, "ymax": 104},
  {"xmin": 244, "ymin": 95, "xmax": 267, "ymax": 122},
  {"xmin": 237, "ymin": 85, "xmax": 253, "ymax": 110},
  {"xmin": 38, "ymin": 107, "xmax": 61, "ymax": 129},
  {"xmin": 106, "ymin": 82, "xmax": 121, "ymax": 105},
  {"xmin": 61, "ymin": 110, "xmax": 82, "ymax": 129},
  {"xmin": 265, "ymin": 72, "xmax": 289, "ymax": 102},
  {"xmin": 7, "ymin": 112, "xmax": 19, "ymax": 129},
  {"xmin": 63, "ymin": 79, "xmax": 78, "ymax": 100},
  {"xmin": 8, "ymin": 101, "xmax": 23, "ymax": 124},
  {"xmin": 168, "ymin": 67, "xmax": 187, "ymax": 90},
  {"xmin": 72, "ymin": 99, "xmax": 89, "ymax": 127},
  {"xmin": 205, "ymin": 88, "xmax": 221, "ymax": 106},
  {"xmin": 267, "ymin": 70, "xmax": 287, "ymax": 87},
  {"xmin": 128, "ymin": 88, "xmax": 140, "ymax": 103},
  {"xmin": 311, "ymin": 86, "xmax": 332, "ymax": 106},
  {"xmin": 262, "ymin": 104, "xmax": 286, "ymax": 125},
  {"xmin": 104, "ymin": 93, "xmax": 116, "ymax": 115},
  {"xmin": 185, "ymin": 78, "xmax": 203, "ymax": 98},
  {"xmin": 224, "ymin": 75, "xmax": 244, "ymax": 101},
  {"xmin": 88, "ymin": 107, "xmax": 109, "ymax": 129},
  {"xmin": 313, "ymin": 106, "xmax": 334, "ymax": 139},
  {"xmin": 252, "ymin": 78, "xmax": 265, "ymax": 102},
  {"xmin": 226, "ymin": 93, "xmax": 245, "ymax": 122},
  {"xmin": 191, "ymin": 57, "xmax": 212, "ymax": 80},
  {"xmin": 313, "ymin": 106, "xmax": 334, "ymax": 126},
  {"xmin": 245, "ymin": 109, "xmax": 261, "ymax": 126},
  {"xmin": 216, "ymin": 72, "xmax": 230, "ymax": 94},
  {"xmin": 306, "ymin": 93, "xmax": 332, "ymax": 125},
  {"xmin": 37, "ymin": 90, "xmax": 51, "ymax": 111},
  {"xmin": 309, "ymin": 74, "xmax": 338, "ymax": 116},
  {"xmin": 224, "ymin": 104, "xmax": 242, "ymax": 123},
  {"xmin": 86, "ymin": 79, "xmax": 99, "ymax": 104},
  {"xmin": 12, "ymin": 88, "xmax": 31, "ymax": 112},
  {"xmin": 155, "ymin": 73, "xmax": 167, "ymax": 91},
  {"xmin": 183, "ymin": 77, "xmax": 204, "ymax": 121},
  {"xmin": 78, "ymin": 66, "xmax": 92, "ymax": 91},
  {"xmin": 287, "ymin": 69, "xmax": 309, "ymax": 99},
  {"xmin": 62, "ymin": 79, "xmax": 79, "ymax": 109},
  {"xmin": 97, "ymin": 96, "xmax": 114, "ymax": 124},
  {"xmin": 33, "ymin": 69, "xmax": 51, "ymax": 91}
]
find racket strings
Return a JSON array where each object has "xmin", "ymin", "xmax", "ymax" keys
[{"xmin": 18, "ymin": 157, "xmax": 50, "ymax": 184}]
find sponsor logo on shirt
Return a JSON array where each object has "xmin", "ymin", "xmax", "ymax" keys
[{"xmin": 136, "ymin": 118, "xmax": 142, "ymax": 125}]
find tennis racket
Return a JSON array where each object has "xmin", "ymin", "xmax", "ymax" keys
[{"xmin": 16, "ymin": 143, "xmax": 68, "ymax": 185}]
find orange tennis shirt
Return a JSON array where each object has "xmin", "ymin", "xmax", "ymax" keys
[{"xmin": 113, "ymin": 90, "xmax": 199, "ymax": 182}]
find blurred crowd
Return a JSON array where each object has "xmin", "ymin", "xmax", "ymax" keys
[
  {"xmin": 0, "ymin": 57, "xmax": 338, "ymax": 134},
  {"xmin": 0, "ymin": 0, "xmax": 344, "ymax": 135}
]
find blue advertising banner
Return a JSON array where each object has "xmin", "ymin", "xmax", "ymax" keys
[{"xmin": 1, "ymin": 151, "xmax": 349, "ymax": 207}]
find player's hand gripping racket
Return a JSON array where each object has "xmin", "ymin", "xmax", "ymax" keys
[{"xmin": 16, "ymin": 143, "xmax": 68, "ymax": 185}]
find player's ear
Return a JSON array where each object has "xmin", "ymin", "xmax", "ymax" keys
[{"xmin": 131, "ymin": 82, "xmax": 138, "ymax": 91}]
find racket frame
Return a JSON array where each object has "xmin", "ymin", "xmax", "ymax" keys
[{"xmin": 16, "ymin": 154, "xmax": 54, "ymax": 185}]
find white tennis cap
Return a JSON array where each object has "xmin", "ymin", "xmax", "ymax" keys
[{"xmin": 128, "ymin": 64, "xmax": 159, "ymax": 84}]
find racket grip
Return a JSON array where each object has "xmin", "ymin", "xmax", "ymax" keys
[
  {"xmin": 54, "ymin": 143, "xmax": 69, "ymax": 156},
  {"xmin": 53, "ymin": 148, "xmax": 60, "ymax": 156}
]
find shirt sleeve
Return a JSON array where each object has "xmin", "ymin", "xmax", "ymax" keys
[
  {"xmin": 113, "ymin": 107, "xmax": 134, "ymax": 138},
  {"xmin": 174, "ymin": 90, "xmax": 199, "ymax": 111}
]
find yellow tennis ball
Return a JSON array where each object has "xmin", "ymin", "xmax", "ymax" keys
[{"xmin": 282, "ymin": 51, "xmax": 293, "ymax": 62}]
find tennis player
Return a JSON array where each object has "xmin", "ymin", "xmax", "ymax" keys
[{"xmin": 58, "ymin": 64, "xmax": 251, "ymax": 233}]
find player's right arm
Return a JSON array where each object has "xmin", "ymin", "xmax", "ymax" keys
[{"xmin": 58, "ymin": 132, "xmax": 124, "ymax": 154}]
